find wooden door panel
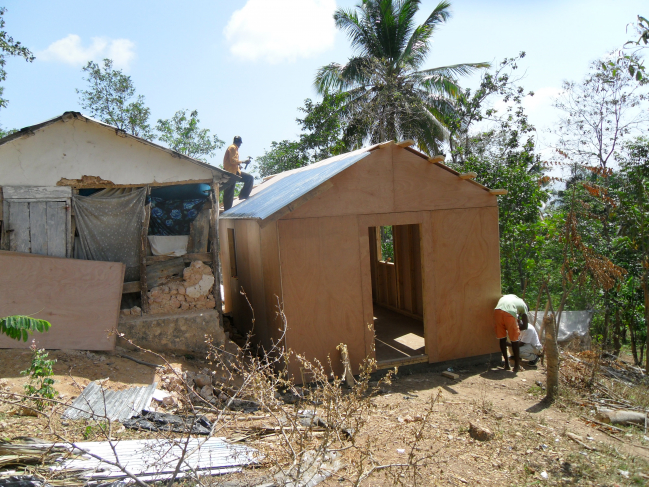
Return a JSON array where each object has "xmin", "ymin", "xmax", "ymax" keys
[
  {"xmin": 46, "ymin": 201, "xmax": 67, "ymax": 257},
  {"xmin": 29, "ymin": 202, "xmax": 48, "ymax": 256},
  {"xmin": 8, "ymin": 202, "xmax": 30, "ymax": 253}
]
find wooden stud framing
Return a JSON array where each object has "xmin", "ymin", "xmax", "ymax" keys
[
  {"xmin": 139, "ymin": 186, "xmax": 151, "ymax": 314},
  {"xmin": 490, "ymin": 189, "xmax": 508, "ymax": 195},
  {"xmin": 459, "ymin": 172, "xmax": 477, "ymax": 180},
  {"xmin": 428, "ymin": 155, "xmax": 445, "ymax": 164}
]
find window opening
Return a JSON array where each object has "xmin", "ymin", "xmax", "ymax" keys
[
  {"xmin": 378, "ymin": 226, "xmax": 394, "ymax": 262},
  {"xmin": 227, "ymin": 228, "xmax": 238, "ymax": 278}
]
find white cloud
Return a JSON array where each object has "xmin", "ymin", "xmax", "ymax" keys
[
  {"xmin": 38, "ymin": 35, "xmax": 136, "ymax": 70},
  {"xmin": 224, "ymin": 0, "xmax": 336, "ymax": 63}
]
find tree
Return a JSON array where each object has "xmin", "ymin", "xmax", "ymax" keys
[
  {"xmin": 614, "ymin": 138, "xmax": 649, "ymax": 369},
  {"xmin": 255, "ymin": 140, "xmax": 310, "ymax": 179},
  {"xmin": 552, "ymin": 56, "xmax": 648, "ymax": 171},
  {"xmin": 315, "ymin": 0, "xmax": 488, "ymax": 154},
  {"xmin": 255, "ymin": 92, "xmax": 348, "ymax": 177},
  {"xmin": 620, "ymin": 15, "xmax": 648, "ymax": 82},
  {"xmin": 77, "ymin": 59, "xmax": 154, "ymax": 140},
  {"xmin": 156, "ymin": 109, "xmax": 224, "ymax": 161},
  {"xmin": 0, "ymin": 7, "xmax": 34, "ymax": 111}
]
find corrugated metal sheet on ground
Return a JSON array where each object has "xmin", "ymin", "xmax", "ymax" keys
[
  {"xmin": 221, "ymin": 147, "xmax": 375, "ymax": 220},
  {"xmin": 53, "ymin": 438, "xmax": 256, "ymax": 481},
  {"xmin": 62, "ymin": 381, "xmax": 156, "ymax": 422}
]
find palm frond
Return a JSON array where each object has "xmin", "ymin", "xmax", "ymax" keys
[{"xmin": 416, "ymin": 62, "xmax": 491, "ymax": 78}]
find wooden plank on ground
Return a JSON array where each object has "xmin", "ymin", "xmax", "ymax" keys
[
  {"xmin": 8, "ymin": 201, "xmax": 30, "ymax": 253},
  {"xmin": 3, "ymin": 186, "xmax": 72, "ymax": 200},
  {"xmin": 46, "ymin": 201, "xmax": 67, "ymax": 257},
  {"xmin": 0, "ymin": 250, "xmax": 124, "ymax": 350},
  {"xmin": 29, "ymin": 202, "xmax": 48, "ymax": 256},
  {"xmin": 146, "ymin": 257, "xmax": 185, "ymax": 289}
]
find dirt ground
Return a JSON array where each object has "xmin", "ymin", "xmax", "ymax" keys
[{"xmin": 1, "ymin": 347, "xmax": 649, "ymax": 486}]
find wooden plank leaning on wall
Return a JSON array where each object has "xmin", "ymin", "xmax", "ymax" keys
[
  {"xmin": 210, "ymin": 179, "xmax": 222, "ymax": 326},
  {"xmin": 139, "ymin": 186, "xmax": 152, "ymax": 314}
]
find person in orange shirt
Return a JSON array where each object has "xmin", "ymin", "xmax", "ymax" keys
[{"xmin": 222, "ymin": 135, "xmax": 254, "ymax": 211}]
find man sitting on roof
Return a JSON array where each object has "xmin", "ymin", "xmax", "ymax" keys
[
  {"xmin": 494, "ymin": 294, "xmax": 529, "ymax": 373},
  {"xmin": 222, "ymin": 135, "xmax": 254, "ymax": 211}
]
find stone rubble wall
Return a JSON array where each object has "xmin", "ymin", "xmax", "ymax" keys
[{"xmin": 146, "ymin": 260, "xmax": 216, "ymax": 315}]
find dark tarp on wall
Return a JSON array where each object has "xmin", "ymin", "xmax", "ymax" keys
[
  {"xmin": 148, "ymin": 197, "xmax": 207, "ymax": 236},
  {"xmin": 72, "ymin": 188, "xmax": 146, "ymax": 281}
]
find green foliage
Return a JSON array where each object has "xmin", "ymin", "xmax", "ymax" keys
[
  {"xmin": 77, "ymin": 59, "xmax": 154, "ymax": 140},
  {"xmin": 0, "ymin": 7, "xmax": 34, "ymax": 111},
  {"xmin": 315, "ymin": 0, "xmax": 489, "ymax": 154},
  {"xmin": 156, "ymin": 109, "xmax": 224, "ymax": 161},
  {"xmin": 255, "ymin": 92, "xmax": 348, "ymax": 177},
  {"xmin": 380, "ymin": 226, "xmax": 394, "ymax": 262},
  {"xmin": 256, "ymin": 140, "xmax": 310, "ymax": 178},
  {"xmin": 21, "ymin": 342, "xmax": 57, "ymax": 411},
  {"xmin": 553, "ymin": 56, "xmax": 648, "ymax": 170},
  {"xmin": 0, "ymin": 315, "xmax": 51, "ymax": 342}
]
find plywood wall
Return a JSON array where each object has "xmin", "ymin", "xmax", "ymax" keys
[
  {"xmin": 278, "ymin": 215, "xmax": 368, "ymax": 379},
  {"xmin": 426, "ymin": 206, "xmax": 502, "ymax": 361},
  {"xmin": 219, "ymin": 219, "xmax": 285, "ymax": 355},
  {"xmin": 284, "ymin": 145, "xmax": 496, "ymax": 221},
  {"xmin": 0, "ymin": 251, "xmax": 124, "ymax": 350}
]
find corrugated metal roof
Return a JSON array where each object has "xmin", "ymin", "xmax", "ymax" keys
[
  {"xmin": 53, "ymin": 438, "xmax": 256, "ymax": 481},
  {"xmin": 62, "ymin": 381, "xmax": 156, "ymax": 422},
  {"xmin": 221, "ymin": 146, "xmax": 376, "ymax": 220}
]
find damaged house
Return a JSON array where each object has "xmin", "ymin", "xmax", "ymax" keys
[
  {"xmin": 220, "ymin": 141, "xmax": 505, "ymax": 380},
  {"xmin": 0, "ymin": 111, "xmax": 238, "ymax": 353}
]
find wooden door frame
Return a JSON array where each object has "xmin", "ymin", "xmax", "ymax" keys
[{"xmin": 357, "ymin": 212, "xmax": 428, "ymax": 363}]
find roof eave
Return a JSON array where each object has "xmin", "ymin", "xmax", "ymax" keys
[{"xmin": 0, "ymin": 111, "xmax": 239, "ymax": 185}]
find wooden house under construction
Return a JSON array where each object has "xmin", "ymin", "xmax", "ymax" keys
[{"xmin": 220, "ymin": 141, "xmax": 505, "ymax": 379}]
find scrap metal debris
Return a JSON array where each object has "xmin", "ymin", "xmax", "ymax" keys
[
  {"xmin": 1, "ymin": 438, "xmax": 256, "ymax": 483},
  {"xmin": 122, "ymin": 411, "xmax": 213, "ymax": 435},
  {"xmin": 62, "ymin": 381, "xmax": 156, "ymax": 422},
  {"xmin": 56, "ymin": 438, "xmax": 256, "ymax": 482}
]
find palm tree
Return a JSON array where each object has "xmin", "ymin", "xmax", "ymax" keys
[{"xmin": 315, "ymin": 0, "xmax": 489, "ymax": 154}]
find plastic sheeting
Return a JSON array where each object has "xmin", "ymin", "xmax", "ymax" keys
[
  {"xmin": 530, "ymin": 310, "xmax": 594, "ymax": 342},
  {"xmin": 148, "ymin": 235, "xmax": 189, "ymax": 256},
  {"xmin": 72, "ymin": 188, "xmax": 146, "ymax": 282}
]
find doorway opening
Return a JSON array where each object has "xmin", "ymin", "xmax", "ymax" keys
[{"xmin": 369, "ymin": 224, "xmax": 427, "ymax": 366}]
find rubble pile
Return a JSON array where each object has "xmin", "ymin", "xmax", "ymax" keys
[
  {"xmin": 147, "ymin": 261, "xmax": 216, "ymax": 315},
  {"xmin": 157, "ymin": 339, "xmax": 255, "ymax": 408}
]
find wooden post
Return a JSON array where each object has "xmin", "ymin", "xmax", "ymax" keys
[
  {"xmin": 544, "ymin": 312, "xmax": 559, "ymax": 402},
  {"xmin": 140, "ymin": 186, "xmax": 151, "ymax": 314},
  {"xmin": 210, "ymin": 179, "xmax": 223, "ymax": 327}
]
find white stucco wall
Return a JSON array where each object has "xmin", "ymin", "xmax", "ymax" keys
[{"xmin": 0, "ymin": 118, "xmax": 221, "ymax": 187}]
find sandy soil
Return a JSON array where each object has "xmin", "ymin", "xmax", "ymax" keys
[{"xmin": 1, "ymin": 348, "xmax": 648, "ymax": 486}]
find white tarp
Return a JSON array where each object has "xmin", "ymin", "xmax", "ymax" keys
[{"xmin": 530, "ymin": 310, "xmax": 594, "ymax": 342}]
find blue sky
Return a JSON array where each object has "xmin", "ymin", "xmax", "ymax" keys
[{"xmin": 0, "ymin": 0, "xmax": 646, "ymax": 174}]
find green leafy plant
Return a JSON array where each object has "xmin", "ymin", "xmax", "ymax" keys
[
  {"xmin": 21, "ymin": 341, "xmax": 57, "ymax": 410},
  {"xmin": 0, "ymin": 315, "xmax": 51, "ymax": 341}
]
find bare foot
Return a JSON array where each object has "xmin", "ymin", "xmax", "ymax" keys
[
  {"xmin": 503, "ymin": 364, "xmax": 510, "ymax": 371},
  {"xmin": 512, "ymin": 366, "xmax": 520, "ymax": 373}
]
